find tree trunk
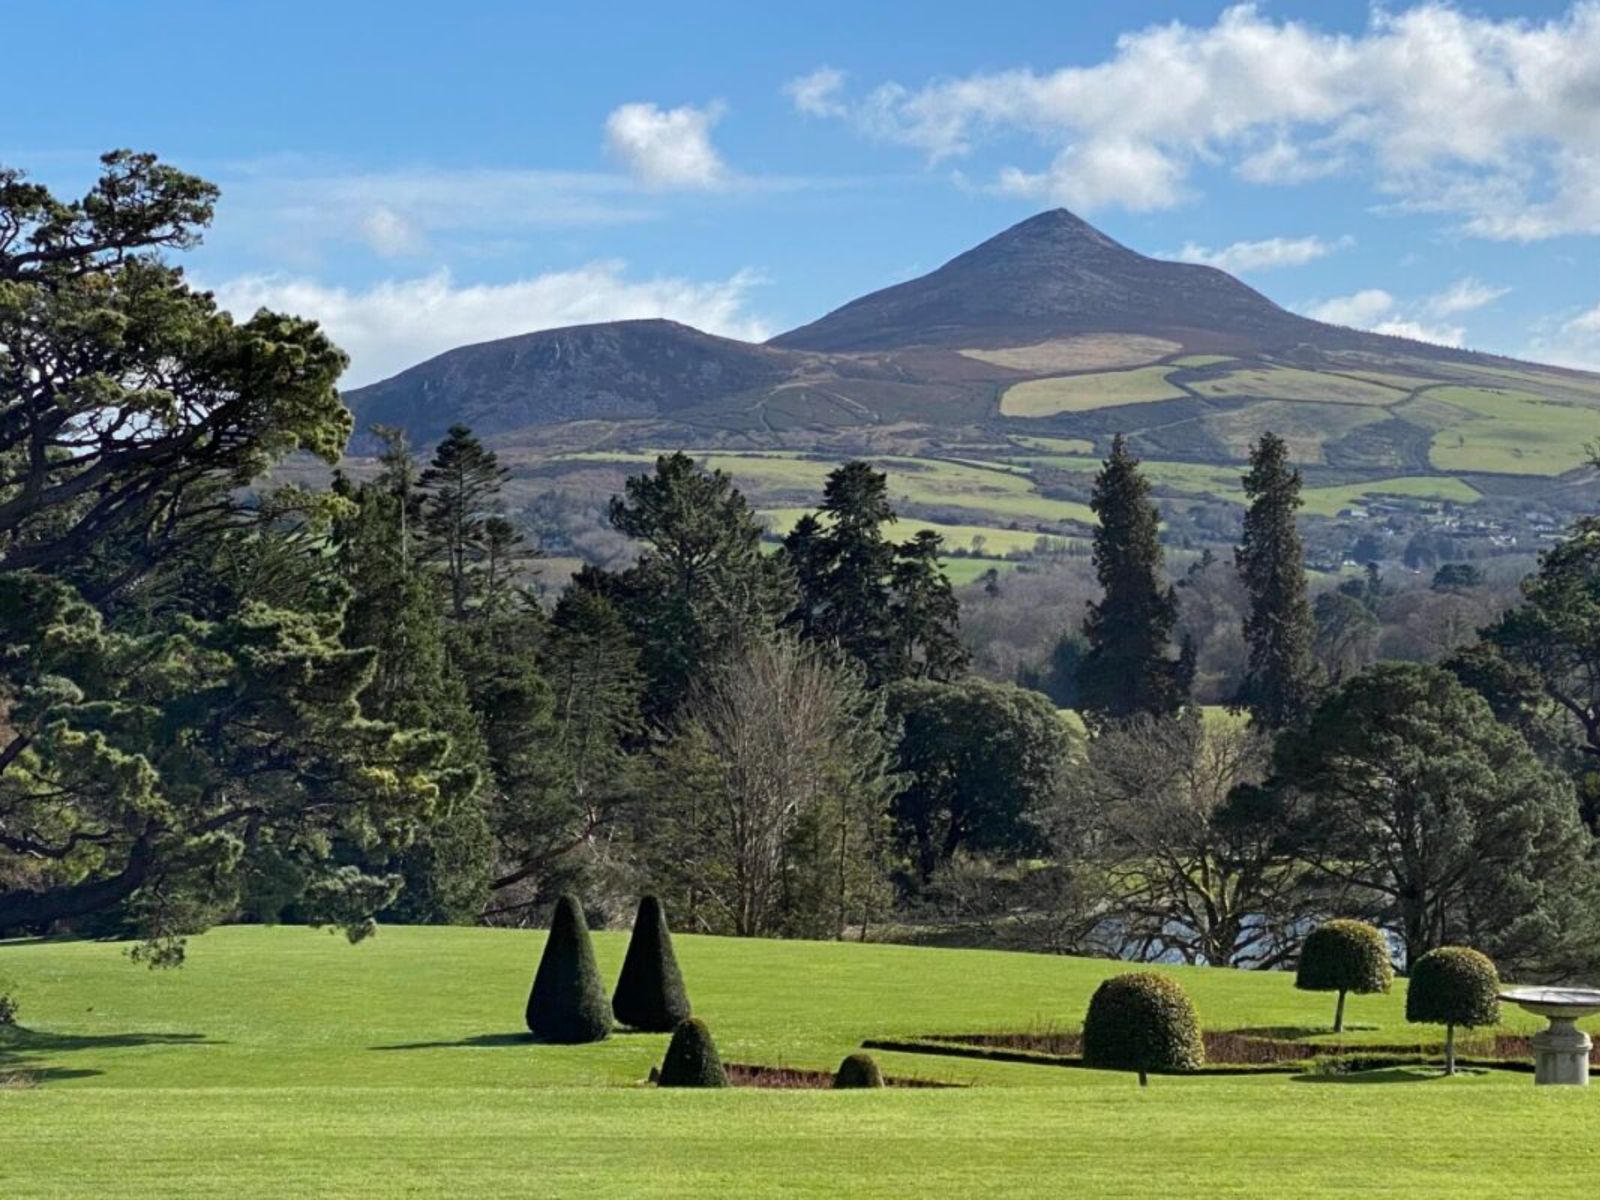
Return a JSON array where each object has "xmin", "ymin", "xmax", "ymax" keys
[
  {"xmin": 1334, "ymin": 989, "xmax": 1347, "ymax": 1034},
  {"xmin": 1138, "ymin": 1070, "xmax": 1149, "ymax": 1088},
  {"xmin": 1445, "ymin": 1024, "xmax": 1456, "ymax": 1076},
  {"xmin": 0, "ymin": 837, "xmax": 153, "ymax": 933}
]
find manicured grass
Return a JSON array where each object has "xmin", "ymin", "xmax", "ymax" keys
[
  {"xmin": 1427, "ymin": 387, "xmax": 1600, "ymax": 476},
  {"xmin": 999, "ymin": 367, "xmax": 1186, "ymax": 416},
  {"xmin": 3, "ymin": 927, "xmax": 1596, "ymax": 1197}
]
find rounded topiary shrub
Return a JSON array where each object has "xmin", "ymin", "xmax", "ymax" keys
[
  {"xmin": 1082, "ymin": 972, "xmax": 1204, "ymax": 1085},
  {"xmin": 1405, "ymin": 947, "xmax": 1500, "ymax": 1075},
  {"xmin": 612, "ymin": 895, "xmax": 691, "ymax": 1032},
  {"xmin": 1296, "ymin": 919, "xmax": 1394, "ymax": 1033},
  {"xmin": 833, "ymin": 1052, "xmax": 885, "ymax": 1089},
  {"xmin": 525, "ymin": 894, "xmax": 612, "ymax": 1044},
  {"xmin": 657, "ymin": 1017, "xmax": 727, "ymax": 1088}
]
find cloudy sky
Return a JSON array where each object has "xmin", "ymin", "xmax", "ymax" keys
[{"xmin": 9, "ymin": 0, "xmax": 1600, "ymax": 385}]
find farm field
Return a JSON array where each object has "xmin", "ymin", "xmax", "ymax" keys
[
  {"xmin": 5, "ymin": 927, "xmax": 1597, "ymax": 1198},
  {"xmin": 999, "ymin": 366, "xmax": 1186, "ymax": 416},
  {"xmin": 1298, "ymin": 476, "xmax": 1483, "ymax": 517},
  {"xmin": 1427, "ymin": 387, "xmax": 1600, "ymax": 476}
]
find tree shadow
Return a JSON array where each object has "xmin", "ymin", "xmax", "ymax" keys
[
  {"xmin": 0, "ymin": 1026, "xmax": 213, "ymax": 1088},
  {"xmin": 1293, "ymin": 1067, "xmax": 1473, "ymax": 1085},
  {"xmin": 1229, "ymin": 1025, "xmax": 1381, "ymax": 1041},
  {"xmin": 371, "ymin": 1032, "xmax": 535, "ymax": 1051}
]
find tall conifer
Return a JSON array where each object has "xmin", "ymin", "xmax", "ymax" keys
[
  {"xmin": 1078, "ymin": 435, "xmax": 1188, "ymax": 722},
  {"xmin": 1235, "ymin": 432, "xmax": 1318, "ymax": 728}
]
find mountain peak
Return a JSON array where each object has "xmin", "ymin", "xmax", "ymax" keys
[{"xmin": 768, "ymin": 208, "xmax": 1276, "ymax": 353}]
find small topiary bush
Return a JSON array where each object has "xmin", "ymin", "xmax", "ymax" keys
[
  {"xmin": 833, "ymin": 1052, "xmax": 885, "ymax": 1089},
  {"xmin": 525, "ymin": 894, "xmax": 612, "ymax": 1044},
  {"xmin": 1295, "ymin": 919, "xmax": 1393, "ymax": 1033},
  {"xmin": 1082, "ymin": 972, "xmax": 1204, "ymax": 1085},
  {"xmin": 657, "ymin": 1017, "xmax": 727, "ymax": 1088},
  {"xmin": 612, "ymin": 895, "xmax": 691, "ymax": 1032},
  {"xmin": 0, "ymin": 980, "xmax": 18, "ymax": 1027},
  {"xmin": 1405, "ymin": 946, "xmax": 1500, "ymax": 1075}
]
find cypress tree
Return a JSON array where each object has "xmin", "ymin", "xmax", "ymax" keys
[
  {"xmin": 657, "ymin": 1017, "xmax": 728, "ymax": 1087},
  {"xmin": 1236, "ymin": 432, "xmax": 1318, "ymax": 728},
  {"xmin": 1078, "ymin": 435, "xmax": 1189, "ymax": 723},
  {"xmin": 525, "ymin": 894, "xmax": 612, "ymax": 1043},
  {"xmin": 612, "ymin": 895, "xmax": 692, "ymax": 1032}
]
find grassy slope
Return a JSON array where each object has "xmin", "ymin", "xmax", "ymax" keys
[
  {"xmin": 1000, "ymin": 366, "xmax": 1185, "ymax": 416},
  {"xmin": 5, "ymin": 926, "xmax": 1598, "ymax": 1198}
]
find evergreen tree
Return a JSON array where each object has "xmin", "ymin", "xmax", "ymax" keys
[
  {"xmin": 1078, "ymin": 436, "xmax": 1189, "ymax": 723},
  {"xmin": 811, "ymin": 461, "xmax": 897, "ymax": 678},
  {"xmin": 1235, "ymin": 433, "xmax": 1318, "ymax": 728},
  {"xmin": 656, "ymin": 1017, "xmax": 728, "ymax": 1087},
  {"xmin": 418, "ymin": 425, "xmax": 513, "ymax": 620},
  {"xmin": 525, "ymin": 893, "xmax": 611, "ymax": 1043},
  {"xmin": 608, "ymin": 453, "xmax": 790, "ymax": 722},
  {"xmin": 887, "ymin": 530, "xmax": 969, "ymax": 681},
  {"xmin": 611, "ymin": 895, "xmax": 692, "ymax": 1031}
]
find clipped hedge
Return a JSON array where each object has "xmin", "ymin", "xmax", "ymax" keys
[
  {"xmin": 612, "ymin": 895, "xmax": 691, "ymax": 1032},
  {"xmin": 1082, "ymin": 972, "xmax": 1203, "ymax": 1084},
  {"xmin": 525, "ymin": 894, "xmax": 612, "ymax": 1044},
  {"xmin": 1405, "ymin": 946, "xmax": 1500, "ymax": 1075},
  {"xmin": 833, "ymin": 1052, "xmax": 885, "ymax": 1089},
  {"xmin": 658, "ymin": 1017, "xmax": 728, "ymax": 1088},
  {"xmin": 1295, "ymin": 919, "xmax": 1393, "ymax": 1032}
]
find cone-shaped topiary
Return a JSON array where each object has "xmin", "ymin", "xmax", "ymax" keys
[
  {"xmin": 1296, "ymin": 919, "xmax": 1394, "ymax": 1033},
  {"xmin": 833, "ymin": 1052, "xmax": 885, "ymax": 1089},
  {"xmin": 657, "ymin": 1017, "xmax": 727, "ymax": 1087},
  {"xmin": 612, "ymin": 895, "xmax": 692, "ymax": 1032},
  {"xmin": 1082, "ymin": 972, "xmax": 1204, "ymax": 1086},
  {"xmin": 1405, "ymin": 946, "xmax": 1500, "ymax": 1075},
  {"xmin": 525, "ymin": 893, "xmax": 612, "ymax": 1044}
]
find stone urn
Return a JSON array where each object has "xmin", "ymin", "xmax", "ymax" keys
[{"xmin": 1499, "ymin": 988, "xmax": 1600, "ymax": 1086}]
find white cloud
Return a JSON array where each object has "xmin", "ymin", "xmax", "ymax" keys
[
  {"xmin": 1302, "ymin": 286, "xmax": 1466, "ymax": 346},
  {"xmin": 358, "ymin": 206, "xmax": 425, "ymax": 257},
  {"xmin": 786, "ymin": 67, "xmax": 847, "ymax": 117},
  {"xmin": 800, "ymin": 4, "xmax": 1600, "ymax": 232},
  {"xmin": 1371, "ymin": 319, "xmax": 1466, "ymax": 347},
  {"xmin": 1426, "ymin": 277, "xmax": 1510, "ymax": 316},
  {"xmin": 1526, "ymin": 302, "xmax": 1600, "ymax": 370},
  {"xmin": 1304, "ymin": 289, "xmax": 1397, "ymax": 328},
  {"xmin": 1174, "ymin": 234, "xmax": 1351, "ymax": 272},
  {"xmin": 210, "ymin": 263, "xmax": 770, "ymax": 388},
  {"xmin": 604, "ymin": 101, "xmax": 730, "ymax": 190}
]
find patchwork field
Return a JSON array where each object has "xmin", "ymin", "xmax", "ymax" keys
[
  {"xmin": 1427, "ymin": 387, "xmax": 1600, "ymax": 476},
  {"xmin": 1000, "ymin": 366, "xmax": 1186, "ymax": 416},
  {"xmin": 3, "ymin": 927, "xmax": 1597, "ymax": 1198}
]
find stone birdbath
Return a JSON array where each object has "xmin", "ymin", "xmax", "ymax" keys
[{"xmin": 1498, "ymin": 988, "xmax": 1600, "ymax": 1086}]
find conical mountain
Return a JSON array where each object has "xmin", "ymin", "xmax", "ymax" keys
[{"xmin": 772, "ymin": 209, "xmax": 1348, "ymax": 353}]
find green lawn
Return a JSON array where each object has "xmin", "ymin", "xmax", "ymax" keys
[
  {"xmin": 5, "ymin": 926, "xmax": 1597, "ymax": 1197},
  {"xmin": 1298, "ymin": 476, "xmax": 1482, "ymax": 517},
  {"xmin": 1427, "ymin": 387, "xmax": 1600, "ymax": 476}
]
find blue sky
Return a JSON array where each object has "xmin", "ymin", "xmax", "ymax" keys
[{"xmin": 7, "ymin": 0, "xmax": 1600, "ymax": 385}]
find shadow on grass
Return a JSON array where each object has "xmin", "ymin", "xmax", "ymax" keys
[
  {"xmin": 1293, "ymin": 1067, "xmax": 1478, "ymax": 1085},
  {"xmin": 0, "ymin": 1026, "xmax": 214, "ymax": 1088},
  {"xmin": 1228, "ymin": 1025, "xmax": 1381, "ymax": 1040},
  {"xmin": 373, "ymin": 1028, "xmax": 666, "ymax": 1051}
]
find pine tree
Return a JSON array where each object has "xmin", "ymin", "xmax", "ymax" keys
[
  {"xmin": 1078, "ymin": 436, "xmax": 1188, "ymax": 723},
  {"xmin": 418, "ymin": 425, "xmax": 512, "ymax": 620},
  {"xmin": 888, "ymin": 530, "xmax": 969, "ymax": 681},
  {"xmin": 611, "ymin": 895, "xmax": 692, "ymax": 1031},
  {"xmin": 1235, "ymin": 433, "xmax": 1318, "ymax": 728},
  {"xmin": 813, "ymin": 461, "xmax": 897, "ymax": 678},
  {"xmin": 525, "ymin": 894, "xmax": 612, "ymax": 1043}
]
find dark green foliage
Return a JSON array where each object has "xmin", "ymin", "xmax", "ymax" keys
[
  {"xmin": 1274, "ymin": 662, "xmax": 1600, "ymax": 976},
  {"xmin": 1235, "ymin": 433, "xmax": 1318, "ymax": 728},
  {"xmin": 418, "ymin": 425, "xmax": 516, "ymax": 620},
  {"xmin": 1432, "ymin": 562, "xmax": 1484, "ymax": 592},
  {"xmin": 657, "ymin": 1017, "xmax": 727, "ymax": 1087},
  {"xmin": 1078, "ymin": 436, "xmax": 1190, "ymax": 723},
  {"xmin": 783, "ymin": 462, "xmax": 967, "ymax": 685},
  {"xmin": 1406, "ymin": 947, "xmax": 1501, "ymax": 1075},
  {"xmin": 612, "ymin": 896, "xmax": 691, "ymax": 1032},
  {"xmin": 886, "ymin": 677, "xmax": 1073, "ymax": 882},
  {"xmin": 1081, "ymin": 972, "xmax": 1204, "ymax": 1082},
  {"xmin": 833, "ymin": 1052, "xmax": 885, "ymax": 1088},
  {"xmin": 525, "ymin": 894, "xmax": 612, "ymax": 1043},
  {"xmin": 1296, "ymin": 920, "xmax": 1393, "ymax": 1032},
  {"xmin": 608, "ymin": 453, "xmax": 791, "ymax": 722}
]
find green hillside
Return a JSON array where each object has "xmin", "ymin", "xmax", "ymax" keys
[{"xmin": 3, "ymin": 927, "xmax": 1596, "ymax": 1197}]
